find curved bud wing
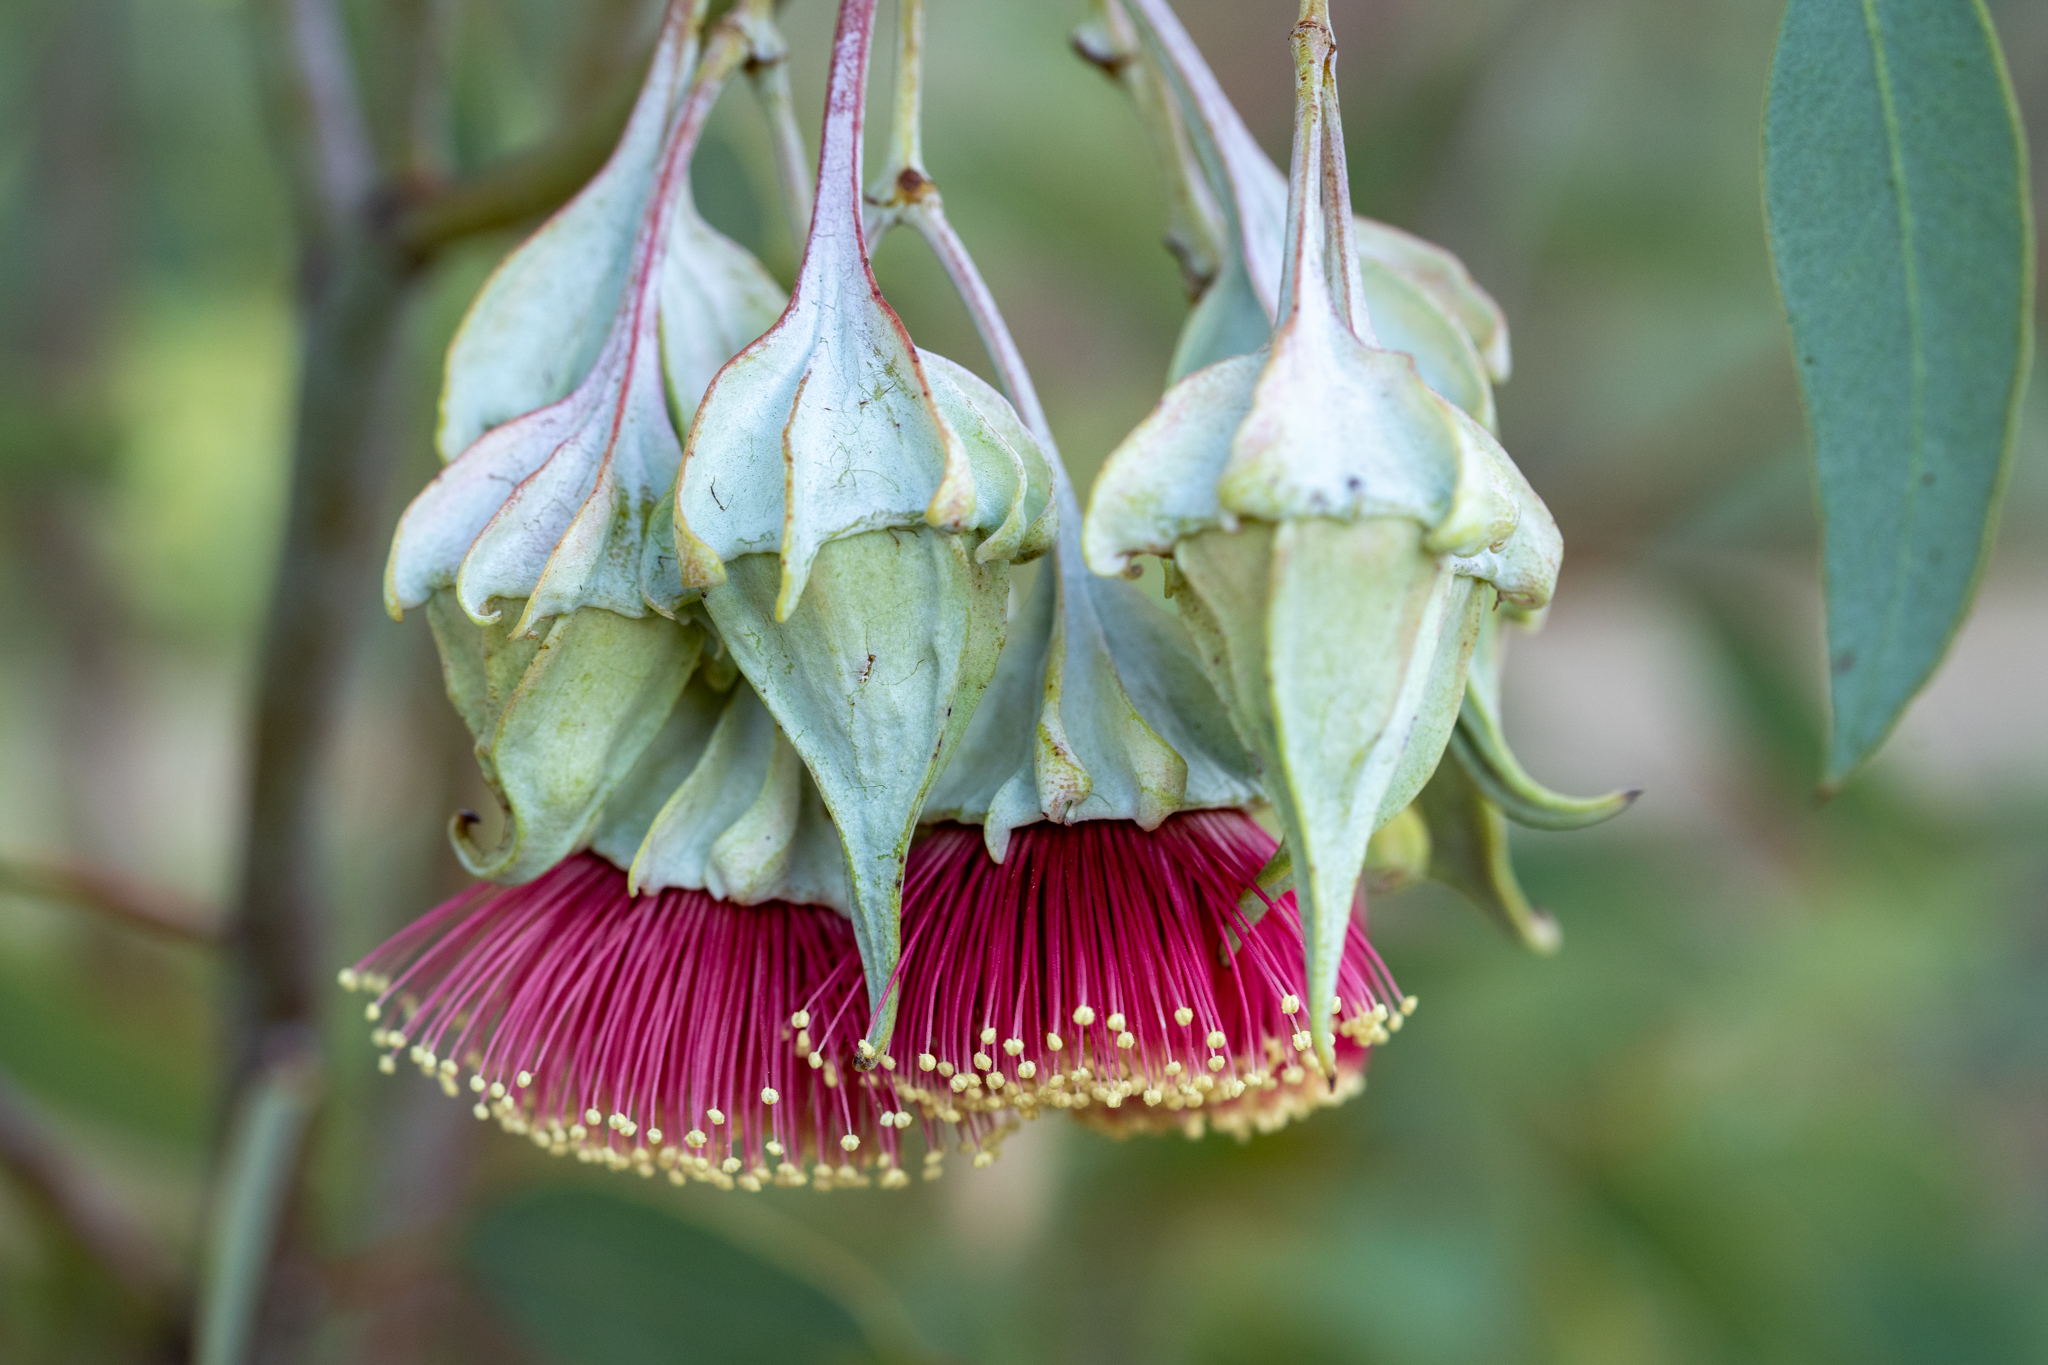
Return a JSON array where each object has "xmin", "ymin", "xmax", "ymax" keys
[
  {"xmin": 1082, "ymin": 353, "xmax": 1259, "ymax": 577},
  {"xmin": 1353, "ymin": 216, "xmax": 1512, "ymax": 382},
  {"xmin": 426, "ymin": 592, "xmax": 702, "ymax": 884},
  {"xmin": 600, "ymin": 677, "xmax": 853, "ymax": 910},
  {"xmin": 1414, "ymin": 756, "xmax": 1561, "ymax": 954}
]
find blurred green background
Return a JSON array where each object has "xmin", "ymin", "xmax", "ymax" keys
[{"xmin": 1, "ymin": 0, "xmax": 2044, "ymax": 1361}]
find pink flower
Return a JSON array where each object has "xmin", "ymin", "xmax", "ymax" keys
[
  {"xmin": 342, "ymin": 854, "xmax": 1011, "ymax": 1190},
  {"xmin": 891, "ymin": 811, "xmax": 1411, "ymax": 1141}
]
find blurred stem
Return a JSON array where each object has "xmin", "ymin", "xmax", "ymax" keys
[
  {"xmin": 0, "ymin": 858, "xmax": 218, "ymax": 945},
  {"xmin": 738, "ymin": 0, "xmax": 815, "ymax": 245},
  {"xmin": 213, "ymin": 3, "xmax": 660, "ymax": 1360},
  {"xmin": 193, "ymin": 1042, "xmax": 322, "ymax": 1365},
  {"xmin": 0, "ymin": 1060, "xmax": 181, "ymax": 1313}
]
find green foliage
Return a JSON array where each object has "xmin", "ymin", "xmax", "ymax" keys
[
  {"xmin": 465, "ymin": 1188, "xmax": 874, "ymax": 1365},
  {"xmin": 1764, "ymin": 0, "xmax": 2033, "ymax": 788}
]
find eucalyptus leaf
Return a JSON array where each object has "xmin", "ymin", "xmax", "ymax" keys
[
  {"xmin": 1764, "ymin": 0, "xmax": 2033, "ymax": 788},
  {"xmin": 466, "ymin": 1189, "xmax": 874, "ymax": 1365}
]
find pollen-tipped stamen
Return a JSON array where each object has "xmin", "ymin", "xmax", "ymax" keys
[
  {"xmin": 341, "ymin": 854, "xmax": 1013, "ymax": 1190},
  {"xmin": 889, "ymin": 812, "xmax": 1407, "ymax": 1141}
]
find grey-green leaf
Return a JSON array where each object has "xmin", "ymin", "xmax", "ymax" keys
[{"xmin": 1764, "ymin": 0, "xmax": 2033, "ymax": 788}]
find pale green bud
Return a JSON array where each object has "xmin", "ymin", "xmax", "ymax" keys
[
  {"xmin": 424, "ymin": 592, "xmax": 701, "ymax": 884},
  {"xmin": 1085, "ymin": 10, "xmax": 1559, "ymax": 1070}
]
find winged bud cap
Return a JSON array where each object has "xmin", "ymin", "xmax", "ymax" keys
[
  {"xmin": 1085, "ymin": 9, "xmax": 1558, "ymax": 1072},
  {"xmin": 387, "ymin": 16, "xmax": 783, "ymax": 638},
  {"xmin": 674, "ymin": 3, "xmax": 1053, "ymax": 623},
  {"xmin": 1119, "ymin": 0, "xmax": 1509, "ymax": 407},
  {"xmin": 424, "ymin": 592, "xmax": 702, "ymax": 884}
]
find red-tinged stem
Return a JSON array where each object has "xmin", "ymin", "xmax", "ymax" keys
[{"xmin": 799, "ymin": 0, "xmax": 881, "ymax": 285}]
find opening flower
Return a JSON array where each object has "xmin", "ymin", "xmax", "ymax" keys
[
  {"xmin": 341, "ymin": 853, "xmax": 1014, "ymax": 1190},
  {"xmin": 891, "ymin": 813, "xmax": 1409, "ymax": 1141}
]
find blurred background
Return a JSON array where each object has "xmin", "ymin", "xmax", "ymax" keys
[{"xmin": 1, "ymin": 0, "xmax": 2044, "ymax": 1361}]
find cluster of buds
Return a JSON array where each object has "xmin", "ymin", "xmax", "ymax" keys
[{"xmin": 344, "ymin": 0, "xmax": 1629, "ymax": 1191}]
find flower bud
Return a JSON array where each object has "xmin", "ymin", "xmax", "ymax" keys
[
  {"xmin": 589, "ymin": 668, "xmax": 851, "ymax": 913},
  {"xmin": 1085, "ymin": 9, "xmax": 1560, "ymax": 1069},
  {"xmin": 424, "ymin": 591, "xmax": 701, "ymax": 883},
  {"xmin": 388, "ymin": 11, "xmax": 783, "ymax": 638},
  {"xmin": 672, "ymin": 0, "xmax": 1053, "ymax": 1056},
  {"xmin": 1120, "ymin": 0, "xmax": 1508, "ymax": 412}
]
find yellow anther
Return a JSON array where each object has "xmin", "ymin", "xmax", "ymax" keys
[
  {"xmin": 856, "ymin": 1038, "xmax": 877, "ymax": 1060},
  {"xmin": 972, "ymin": 1151, "xmax": 994, "ymax": 1168},
  {"xmin": 790, "ymin": 1009, "xmax": 811, "ymax": 1029},
  {"xmin": 1401, "ymin": 995, "xmax": 1418, "ymax": 1015},
  {"xmin": 568, "ymin": 1124, "xmax": 587, "ymax": 1142},
  {"xmin": 988, "ymin": 1072, "xmax": 1006, "ymax": 1089},
  {"xmin": 1386, "ymin": 1012, "xmax": 1404, "ymax": 1033},
  {"xmin": 1207, "ymin": 1055, "xmax": 1226, "ymax": 1073},
  {"xmin": 808, "ymin": 1052, "xmax": 824, "ymax": 1070},
  {"xmin": 949, "ymin": 1074, "xmax": 970, "ymax": 1093},
  {"xmin": 1017, "ymin": 1060, "xmax": 1038, "ymax": 1080},
  {"xmin": 1282, "ymin": 1065, "xmax": 1305, "ymax": 1084},
  {"xmin": 1173, "ymin": 1006, "xmax": 1194, "ymax": 1027},
  {"xmin": 586, "ymin": 1107, "xmax": 603, "ymax": 1126},
  {"xmin": 1116, "ymin": 1031, "xmax": 1136, "ymax": 1050},
  {"xmin": 1292, "ymin": 1031, "xmax": 1311, "ymax": 1051},
  {"xmin": 472, "ymin": 1103, "xmax": 489, "ymax": 1120},
  {"xmin": 979, "ymin": 1026, "xmax": 997, "ymax": 1045},
  {"xmin": 1372, "ymin": 1003, "xmax": 1389, "ymax": 1023},
  {"xmin": 766, "ymin": 1141, "xmax": 785, "ymax": 1156},
  {"xmin": 722, "ymin": 1157, "xmax": 742, "ymax": 1174},
  {"xmin": 338, "ymin": 968, "xmax": 360, "ymax": 990},
  {"xmin": 1073, "ymin": 1005, "xmax": 1097, "ymax": 1027},
  {"xmin": 1206, "ymin": 1030, "xmax": 1227, "ymax": 1049},
  {"xmin": 378, "ymin": 1055, "xmax": 395, "ymax": 1074},
  {"xmin": 840, "ymin": 1134, "xmax": 860, "ymax": 1152},
  {"xmin": 646, "ymin": 1128, "xmax": 663, "ymax": 1145},
  {"xmin": 1143, "ymin": 1088, "xmax": 1163, "ymax": 1106},
  {"xmin": 936, "ymin": 1061, "xmax": 955, "ymax": 1078},
  {"xmin": 686, "ymin": 1130, "xmax": 707, "ymax": 1148},
  {"xmin": 1045, "ymin": 1032, "xmax": 1064, "ymax": 1052},
  {"xmin": 973, "ymin": 1052, "xmax": 992, "ymax": 1071},
  {"xmin": 1164, "ymin": 1060, "xmax": 1183, "ymax": 1077},
  {"xmin": 489, "ymin": 1081, "xmax": 507, "ymax": 1099},
  {"xmin": 1281, "ymin": 994, "xmax": 1301, "ymax": 1016},
  {"xmin": 470, "ymin": 1074, "xmax": 486, "ymax": 1093},
  {"xmin": 880, "ymin": 1054, "xmax": 897, "ymax": 1071},
  {"xmin": 760, "ymin": 1087, "xmax": 779, "ymax": 1105},
  {"xmin": 1329, "ymin": 995, "xmax": 1344, "ymax": 1016},
  {"xmin": 364, "ymin": 1002, "xmax": 381, "ymax": 1022},
  {"xmin": 707, "ymin": 1108, "xmax": 725, "ymax": 1125},
  {"xmin": 1003, "ymin": 1037, "xmax": 1024, "ymax": 1056},
  {"xmin": 517, "ymin": 1070, "xmax": 533, "ymax": 1088},
  {"xmin": 1106, "ymin": 1012, "xmax": 1127, "ymax": 1033},
  {"xmin": 794, "ymin": 1030, "xmax": 811, "ymax": 1054},
  {"xmin": 918, "ymin": 1053, "xmax": 937, "ymax": 1071}
]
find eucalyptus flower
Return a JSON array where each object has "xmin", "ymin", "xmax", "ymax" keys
[
  {"xmin": 893, "ymin": 813, "xmax": 1407, "ymax": 1142},
  {"xmin": 673, "ymin": 0, "xmax": 1053, "ymax": 1060},
  {"xmin": 340, "ymin": 854, "xmax": 994, "ymax": 1191},
  {"xmin": 380, "ymin": 2, "xmax": 784, "ymax": 881},
  {"xmin": 388, "ymin": 3, "xmax": 783, "ymax": 638},
  {"xmin": 1084, "ymin": 3, "xmax": 1562, "ymax": 1069},
  {"xmin": 344, "ymin": 656, "xmax": 1023, "ymax": 1188}
]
